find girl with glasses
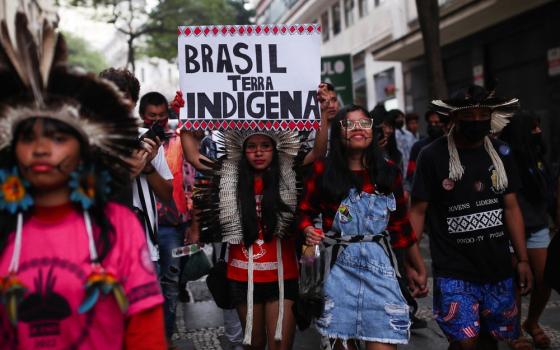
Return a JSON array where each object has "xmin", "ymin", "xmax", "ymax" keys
[{"xmin": 298, "ymin": 105, "xmax": 427, "ymax": 350}]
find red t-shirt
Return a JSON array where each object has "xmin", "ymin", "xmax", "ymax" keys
[{"xmin": 227, "ymin": 177, "xmax": 298, "ymax": 282}]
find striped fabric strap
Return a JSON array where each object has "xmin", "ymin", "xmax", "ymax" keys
[
  {"xmin": 322, "ymin": 231, "xmax": 389, "ymax": 246},
  {"xmin": 323, "ymin": 231, "xmax": 401, "ymax": 278},
  {"xmin": 274, "ymin": 238, "xmax": 284, "ymax": 340},
  {"xmin": 243, "ymin": 246, "xmax": 254, "ymax": 345}
]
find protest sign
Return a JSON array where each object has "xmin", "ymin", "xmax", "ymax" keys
[{"xmin": 178, "ymin": 24, "xmax": 321, "ymax": 131}]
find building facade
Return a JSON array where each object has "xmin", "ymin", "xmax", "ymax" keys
[
  {"xmin": 254, "ymin": 0, "xmax": 409, "ymax": 112},
  {"xmin": 372, "ymin": 0, "xmax": 560, "ymax": 161},
  {"xmin": 255, "ymin": 0, "xmax": 560, "ymax": 153}
]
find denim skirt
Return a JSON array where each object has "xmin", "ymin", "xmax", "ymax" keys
[
  {"xmin": 316, "ymin": 242, "xmax": 410, "ymax": 344},
  {"xmin": 315, "ymin": 188, "xmax": 411, "ymax": 344}
]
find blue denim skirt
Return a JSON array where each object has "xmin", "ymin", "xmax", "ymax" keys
[{"xmin": 315, "ymin": 242, "xmax": 410, "ymax": 344}]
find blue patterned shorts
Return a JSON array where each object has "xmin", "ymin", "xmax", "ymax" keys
[{"xmin": 433, "ymin": 277, "xmax": 519, "ymax": 342}]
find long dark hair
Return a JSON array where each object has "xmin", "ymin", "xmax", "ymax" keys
[
  {"xmin": 370, "ymin": 103, "xmax": 402, "ymax": 165},
  {"xmin": 322, "ymin": 105, "xmax": 398, "ymax": 202},
  {"xmin": 384, "ymin": 131, "xmax": 402, "ymax": 165},
  {"xmin": 384, "ymin": 110, "xmax": 403, "ymax": 165},
  {"xmin": 500, "ymin": 111, "xmax": 547, "ymax": 203},
  {"xmin": 237, "ymin": 135, "xmax": 291, "ymax": 247},
  {"xmin": 0, "ymin": 118, "xmax": 115, "ymax": 262}
]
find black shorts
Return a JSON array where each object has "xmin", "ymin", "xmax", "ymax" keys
[{"xmin": 228, "ymin": 279, "xmax": 299, "ymax": 306}]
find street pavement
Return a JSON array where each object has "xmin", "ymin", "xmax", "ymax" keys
[{"xmin": 171, "ymin": 236, "xmax": 560, "ymax": 349}]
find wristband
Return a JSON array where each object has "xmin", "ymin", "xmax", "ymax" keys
[{"xmin": 517, "ymin": 259, "xmax": 529, "ymax": 264}]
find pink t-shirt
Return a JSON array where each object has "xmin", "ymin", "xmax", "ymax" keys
[{"xmin": 0, "ymin": 203, "xmax": 163, "ymax": 350}]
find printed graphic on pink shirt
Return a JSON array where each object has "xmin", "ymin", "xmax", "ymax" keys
[{"xmin": 0, "ymin": 203, "xmax": 163, "ymax": 350}]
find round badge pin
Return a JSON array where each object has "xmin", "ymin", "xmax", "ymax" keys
[
  {"xmin": 474, "ymin": 181, "xmax": 485, "ymax": 192},
  {"xmin": 442, "ymin": 178, "xmax": 455, "ymax": 191},
  {"xmin": 499, "ymin": 145, "xmax": 511, "ymax": 156}
]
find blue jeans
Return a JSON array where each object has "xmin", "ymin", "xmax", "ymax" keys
[{"xmin": 158, "ymin": 224, "xmax": 187, "ymax": 339}]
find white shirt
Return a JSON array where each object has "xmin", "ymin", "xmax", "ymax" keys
[
  {"xmin": 395, "ymin": 127, "xmax": 416, "ymax": 176},
  {"xmin": 132, "ymin": 146, "xmax": 173, "ymax": 261}
]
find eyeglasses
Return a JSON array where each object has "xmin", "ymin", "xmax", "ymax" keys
[
  {"xmin": 245, "ymin": 143, "xmax": 274, "ymax": 153},
  {"xmin": 340, "ymin": 119, "xmax": 374, "ymax": 130}
]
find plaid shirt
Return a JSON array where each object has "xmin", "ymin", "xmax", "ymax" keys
[{"xmin": 297, "ymin": 160, "xmax": 417, "ymax": 249}]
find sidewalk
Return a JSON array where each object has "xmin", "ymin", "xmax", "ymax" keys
[
  {"xmin": 172, "ymin": 282, "xmax": 560, "ymax": 350},
  {"xmin": 172, "ymin": 236, "xmax": 560, "ymax": 349}
]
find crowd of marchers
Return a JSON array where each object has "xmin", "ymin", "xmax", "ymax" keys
[{"xmin": 1, "ymin": 27, "xmax": 559, "ymax": 350}]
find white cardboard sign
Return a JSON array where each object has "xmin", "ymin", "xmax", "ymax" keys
[{"xmin": 178, "ymin": 24, "xmax": 321, "ymax": 130}]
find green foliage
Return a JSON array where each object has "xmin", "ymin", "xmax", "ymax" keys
[
  {"xmin": 66, "ymin": 0, "xmax": 254, "ymax": 64},
  {"xmin": 144, "ymin": 0, "xmax": 254, "ymax": 61},
  {"xmin": 62, "ymin": 31, "xmax": 108, "ymax": 73}
]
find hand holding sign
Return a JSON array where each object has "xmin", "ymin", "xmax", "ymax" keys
[{"xmin": 170, "ymin": 91, "xmax": 185, "ymax": 114}]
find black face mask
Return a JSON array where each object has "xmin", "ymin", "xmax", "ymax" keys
[
  {"xmin": 394, "ymin": 120, "xmax": 404, "ymax": 129},
  {"xmin": 427, "ymin": 124, "xmax": 444, "ymax": 139},
  {"xmin": 457, "ymin": 119, "xmax": 491, "ymax": 142}
]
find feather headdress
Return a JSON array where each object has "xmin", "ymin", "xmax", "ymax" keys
[
  {"xmin": 0, "ymin": 4, "xmax": 138, "ymax": 181},
  {"xmin": 192, "ymin": 129, "xmax": 302, "ymax": 345},
  {"xmin": 194, "ymin": 130, "xmax": 301, "ymax": 245},
  {"xmin": 430, "ymin": 86, "xmax": 519, "ymax": 134},
  {"xmin": 0, "ymin": 3, "xmax": 135, "ymax": 325},
  {"xmin": 430, "ymin": 85, "xmax": 519, "ymax": 191}
]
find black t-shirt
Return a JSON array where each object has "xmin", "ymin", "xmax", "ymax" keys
[
  {"xmin": 412, "ymin": 137, "xmax": 520, "ymax": 283},
  {"xmin": 409, "ymin": 137, "xmax": 434, "ymax": 165}
]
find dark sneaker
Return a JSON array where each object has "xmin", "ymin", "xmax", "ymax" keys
[{"xmin": 410, "ymin": 314, "xmax": 428, "ymax": 329}]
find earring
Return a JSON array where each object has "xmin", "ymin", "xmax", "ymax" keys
[
  {"xmin": 69, "ymin": 166, "xmax": 111, "ymax": 209},
  {"xmin": 0, "ymin": 167, "xmax": 33, "ymax": 214}
]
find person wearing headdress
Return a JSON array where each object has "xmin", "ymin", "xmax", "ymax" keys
[
  {"xmin": 178, "ymin": 88, "xmax": 332, "ymax": 349},
  {"xmin": 0, "ymin": 7, "xmax": 165, "ymax": 349},
  {"xmin": 410, "ymin": 85, "xmax": 533, "ymax": 350}
]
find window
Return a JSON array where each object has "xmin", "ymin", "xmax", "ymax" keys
[
  {"xmin": 374, "ymin": 68, "xmax": 396, "ymax": 102},
  {"xmin": 359, "ymin": 0, "xmax": 368, "ymax": 17},
  {"xmin": 332, "ymin": 2, "xmax": 341, "ymax": 35},
  {"xmin": 344, "ymin": 0, "xmax": 354, "ymax": 27},
  {"xmin": 354, "ymin": 64, "xmax": 366, "ymax": 107},
  {"xmin": 321, "ymin": 11, "xmax": 330, "ymax": 42}
]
